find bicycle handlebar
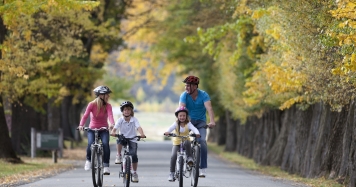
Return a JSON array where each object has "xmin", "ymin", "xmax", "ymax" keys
[
  {"xmin": 76, "ymin": 127, "xmax": 109, "ymax": 131},
  {"xmin": 113, "ymin": 134, "xmax": 146, "ymax": 141},
  {"xmin": 164, "ymin": 133, "xmax": 194, "ymax": 138}
]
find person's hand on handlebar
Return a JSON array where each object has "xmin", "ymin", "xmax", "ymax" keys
[
  {"xmin": 196, "ymin": 134, "xmax": 201, "ymax": 138},
  {"xmin": 78, "ymin": 126, "xmax": 84, "ymax": 131},
  {"xmin": 164, "ymin": 132, "xmax": 171, "ymax": 136}
]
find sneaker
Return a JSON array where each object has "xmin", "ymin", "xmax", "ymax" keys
[
  {"xmin": 199, "ymin": 169, "xmax": 206, "ymax": 178},
  {"xmin": 168, "ymin": 172, "xmax": 175, "ymax": 182},
  {"xmin": 115, "ymin": 154, "xmax": 122, "ymax": 164},
  {"xmin": 103, "ymin": 167, "xmax": 110, "ymax": 175},
  {"xmin": 187, "ymin": 157, "xmax": 194, "ymax": 166},
  {"xmin": 84, "ymin": 160, "xmax": 91, "ymax": 171},
  {"xmin": 132, "ymin": 172, "xmax": 139, "ymax": 182}
]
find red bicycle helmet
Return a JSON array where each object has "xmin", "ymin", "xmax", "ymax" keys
[
  {"xmin": 175, "ymin": 106, "xmax": 189, "ymax": 117},
  {"xmin": 183, "ymin": 75, "xmax": 199, "ymax": 85}
]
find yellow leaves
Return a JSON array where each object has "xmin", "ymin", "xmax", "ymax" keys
[
  {"xmin": 251, "ymin": 10, "xmax": 267, "ymax": 20},
  {"xmin": 279, "ymin": 96, "xmax": 303, "ymax": 110},
  {"xmin": 330, "ymin": 1, "xmax": 356, "ymax": 20},
  {"xmin": 266, "ymin": 26, "xmax": 281, "ymax": 40},
  {"xmin": 332, "ymin": 52, "xmax": 356, "ymax": 76},
  {"xmin": 232, "ymin": 0, "xmax": 252, "ymax": 18},
  {"xmin": 59, "ymin": 86, "xmax": 70, "ymax": 97},
  {"xmin": 90, "ymin": 45, "xmax": 108, "ymax": 65},
  {"xmin": 263, "ymin": 61, "xmax": 305, "ymax": 94}
]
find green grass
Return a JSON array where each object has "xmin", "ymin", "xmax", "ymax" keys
[
  {"xmin": 208, "ymin": 143, "xmax": 344, "ymax": 187},
  {"xmin": 0, "ymin": 159, "xmax": 47, "ymax": 178}
]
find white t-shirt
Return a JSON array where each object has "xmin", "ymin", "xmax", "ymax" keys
[{"xmin": 114, "ymin": 116, "xmax": 141, "ymax": 142}]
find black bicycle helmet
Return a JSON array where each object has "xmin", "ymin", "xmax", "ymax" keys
[
  {"xmin": 120, "ymin": 101, "xmax": 134, "ymax": 112},
  {"xmin": 93, "ymin": 85, "xmax": 112, "ymax": 97}
]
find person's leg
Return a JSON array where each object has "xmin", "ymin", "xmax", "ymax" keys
[
  {"xmin": 196, "ymin": 121, "xmax": 207, "ymax": 169},
  {"xmin": 117, "ymin": 144, "xmax": 122, "ymax": 155},
  {"xmin": 100, "ymin": 130, "xmax": 110, "ymax": 167},
  {"xmin": 184, "ymin": 140, "xmax": 192, "ymax": 157},
  {"xmin": 86, "ymin": 130, "xmax": 94, "ymax": 161},
  {"xmin": 129, "ymin": 141, "xmax": 139, "ymax": 182},
  {"xmin": 115, "ymin": 139, "xmax": 123, "ymax": 164},
  {"xmin": 170, "ymin": 145, "xmax": 179, "ymax": 172},
  {"xmin": 129, "ymin": 141, "xmax": 138, "ymax": 171}
]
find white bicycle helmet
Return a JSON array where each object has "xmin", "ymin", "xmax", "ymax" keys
[{"xmin": 93, "ymin": 85, "xmax": 112, "ymax": 97}]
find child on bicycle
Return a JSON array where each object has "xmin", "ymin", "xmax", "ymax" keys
[
  {"xmin": 110, "ymin": 101, "xmax": 146, "ymax": 183},
  {"xmin": 78, "ymin": 85, "xmax": 115, "ymax": 175},
  {"xmin": 164, "ymin": 106, "xmax": 200, "ymax": 182}
]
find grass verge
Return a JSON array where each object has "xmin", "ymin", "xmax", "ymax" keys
[
  {"xmin": 0, "ymin": 140, "xmax": 87, "ymax": 186},
  {"xmin": 208, "ymin": 143, "xmax": 344, "ymax": 187}
]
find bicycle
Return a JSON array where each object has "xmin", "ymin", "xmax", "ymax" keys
[
  {"xmin": 190, "ymin": 133, "xmax": 200, "ymax": 187},
  {"xmin": 190, "ymin": 124, "xmax": 209, "ymax": 187},
  {"xmin": 114, "ymin": 134, "xmax": 146, "ymax": 187},
  {"xmin": 78, "ymin": 127, "xmax": 108, "ymax": 187},
  {"xmin": 165, "ymin": 133, "xmax": 199, "ymax": 187}
]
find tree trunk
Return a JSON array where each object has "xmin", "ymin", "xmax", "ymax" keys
[
  {"xmin": 48, "ymin": 98, "xmax": 61, "ymax": 131},
  {"xmin": 0, "ymin": 17, "xmax": 21, "ymax": 163},
  {"xmin": 224, "ymin": 111, "xmax": 237, "ymax": 152},
  {"xmin": 11, "ymin": 99, "xmax": 43, "ymax": 155},
  {"xmin": 0, "ymin": 97, "xmax": 21, "ymax": 162},
  {"xmin": 216, "ymin": 112, "xmax": 226, "ymax": 145},
  {"xmin": 61, "ymin": 95, "xmax": 74, "ymax": 140}
]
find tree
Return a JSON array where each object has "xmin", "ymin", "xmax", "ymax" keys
[{"xmin": 0, "ymin": 0, "xmax": 99, "ymax": 162}]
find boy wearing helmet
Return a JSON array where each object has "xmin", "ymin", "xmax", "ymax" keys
[
  {"xmin": 78, "ymin": 85, "xmax": 115, "ymax": 175},
  {"xmin": 110, "ymin": 101, "xmax": 146, "ymax": 183},
  {"xmin": 179, "ymin": 75, "xmax": 216, "ymax": 177},
  {"xmin": 164, "ymin": 106, "xmax": 200, "ymax": 182}
]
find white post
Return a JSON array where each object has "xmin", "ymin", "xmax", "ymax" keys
[{"xmin": 31, "ymin": 128, "xmax": 36, "ymax": 158}]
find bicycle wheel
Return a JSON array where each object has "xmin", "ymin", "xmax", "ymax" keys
[
  {"xmin": 123, "ymin": 156, "xmax": 131, "ymax": 187},
  {"xmin": 178, "ymin": 156, "xmax": 184, "ymax": 187},
  {"xmin": 191, "ymin": 145, "xmax": 200, "ymax": 187},
  {"xmin": 91, "ymin": 146, "xmax": 100, "ymax": 187},
  {"xmin": 97, "ymin": 148, "xmax": 103, "ymax": 187}
]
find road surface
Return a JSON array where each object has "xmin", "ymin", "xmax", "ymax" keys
[{"xmin": 18, "ymin": 141, "xmax": 307, "ymax": 187}]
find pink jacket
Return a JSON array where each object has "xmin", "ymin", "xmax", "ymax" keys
[{"xmin": 79, "ymin": 102, "xmax": 115, "ymax": 129}]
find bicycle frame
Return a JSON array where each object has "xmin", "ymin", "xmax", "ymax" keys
[
  {"xmin": 166, "ymin": 133, "xmax": 195, "ymax": 187},
  {"xmin": 114, "ymin": 134, "xmax": 144, "ymax": 187},
  {"xmin": 82, "ymin": 127, "xmax": 107, "ymax": 187},
  {"xmin": 190, "ymin": 134, "xmax": 200, "ymax": 187}
]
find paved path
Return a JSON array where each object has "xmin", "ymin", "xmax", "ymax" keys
[{"xmin": 18, "ymin": 141, "xmax": 307, "ymax": 187}]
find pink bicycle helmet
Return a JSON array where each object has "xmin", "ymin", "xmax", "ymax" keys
[
  {"xmin": 183, "ymin": 75, "xmax": 199, "ymax": 85},
  {"xmin": 175, "ymin": 106, "xmax": 189, "ymax": 117}
]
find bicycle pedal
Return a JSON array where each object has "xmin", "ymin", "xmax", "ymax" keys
[
  {"xmin": 104, "ymin": 173, "xmax": 110, "ymax": 175},
  {"xmin": 131, "ymin": 181, "xmax": 139, "ymax": 183}
]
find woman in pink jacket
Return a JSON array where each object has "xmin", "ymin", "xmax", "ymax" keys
[{"xmin": 78, "ymin": 85, "xmax": 115, "ymax": 175}]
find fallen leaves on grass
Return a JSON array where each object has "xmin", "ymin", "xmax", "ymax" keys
[{"xmin": 0, "ymin": 147, "xmax": 85, "ymax": 186}]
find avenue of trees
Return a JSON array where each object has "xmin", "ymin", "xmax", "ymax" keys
[
  {"xmin": 121, "ymin": 0, "xmax": 356, "ymax": 122},
  {"xmin": 118, "ymin": 0, "xmax": 356, "ymax": 185},
  {"xmin": 3, "ymin": 0, "xmax": 356, "ymax": 185}
]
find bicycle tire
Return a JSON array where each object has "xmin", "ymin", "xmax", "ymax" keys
[
  {"xmin": 191, "ymin": 145, "xmax": 200, "ymax": 187},
  {"xmin": 179, "ymin": 156, "xmax": 184, "ymax": 187},
  {"xmin": 123, "ymin": 156, "xmax": 131, "ymax": 187},
  {"xmin": 91, "ymin": 146, "xmax": 99, "ymax": 187},
  {"xmin": 97, "ymin": 148, "xmax": 103, "ymax": 187}
]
